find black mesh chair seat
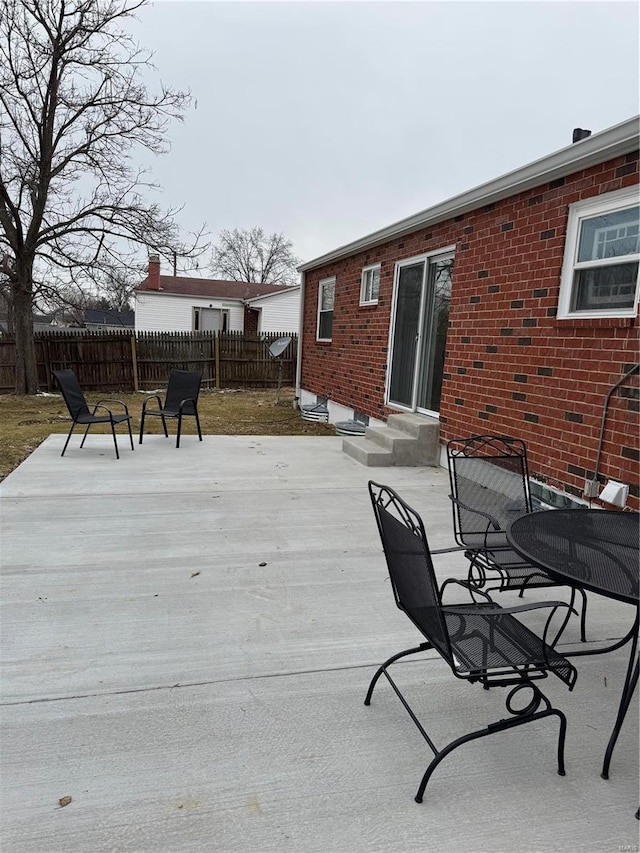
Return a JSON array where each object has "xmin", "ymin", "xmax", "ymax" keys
[
  {"xmin": 139, "ymin": 370, "xmax": 203, "ymax": 449},
  {"xmin": 74, "ymin": 410, "xmax": 130, "ymax": 426},
  {"xmin": 468, "ymin": 549, "xmax": 553, "ymax": 589},
  {"xmin": 447, "ymin": 435, "xmax": 587, "ymax": 640},
  {"xmin": 365, "ymin": 481, "xmax": 576, "ymax": 803},
  {"xmin": 442, "ymin": 607, "xmax": 575, "ymax": 686},
  {"xmin": 53, "ymin": 369, "xmax": 134, "ymax": 460}
]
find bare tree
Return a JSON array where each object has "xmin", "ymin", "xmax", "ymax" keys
[
  {"xmin": 37, "ymin": 264, "xmax": 137, "ymax": 328},
  {"xmin": 0, "ymin": 261, "xmax": 14, "ymax": 332},
  {"xmin": 0, "ymin": 0, "xmax": 207, "ymax": 394},
  {"xmin": 211, "ymin": 227, "xmax": 299, "ymax": 286},
  {"xmin": 79, "ymin": 260, "xmax": 139, "ymax": 311}
]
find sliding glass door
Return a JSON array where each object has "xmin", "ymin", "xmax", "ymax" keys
[{"xmin": 387, "ymin": 251, "xmax": 453, "ymax": 415}]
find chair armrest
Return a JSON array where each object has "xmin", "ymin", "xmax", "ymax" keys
[
  {"xmin": 446, "ymin": 600, "xmax": 576, "ymax": 617},
  {"xmin": 440, "ymin": 577, "xmax": 494, "ymax": 604},
  {"xmin": 96, "ymin": 398, "xmax": 131, "ymax": 416},
  {"xmin": 449, "ymin": 495, "xmax": 501, "ymax": 531},
  {"xmin": 89, "ymin": 403, "xmax": 118, "ymax": 419},
  {"xmin": 177, "ymin": 397, "xmax": 197, "ymax": 412},
  {"xmin": 141, "ymin": 395, "xmax": 163, "ymax": 413},
  {"xmin": 442, "ymin": 576, "xmax": 577, "ymax": 640}
]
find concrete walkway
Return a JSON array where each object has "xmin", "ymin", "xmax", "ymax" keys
[{"xmin": 1, "ymin": 434, "xmax": 638, "ymax": 853}]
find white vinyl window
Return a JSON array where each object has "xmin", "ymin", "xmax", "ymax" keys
[
  {"xmin": 558, "ymin": 186, "xmax": 640, "ymax": 318},
  {"xmin": 360, "ymin": 264, "xmax": 381, "ymax": 305},
  {"xmin": 317, "ymin": 277, "xmax": 335, "ymax": 341},
  {"xmin": 194, "ymin": 307, "xmax": 227, "ymax": 332}
]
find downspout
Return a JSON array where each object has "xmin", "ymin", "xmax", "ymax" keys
[
  {"xmin": 585, "ymin": 362, "xmax": 639, "ymax": 499},
  {"xmin": 294, "ymin": 270, "xmax": 305, "ymax": 408}
]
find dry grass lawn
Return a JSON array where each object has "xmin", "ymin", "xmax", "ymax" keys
[{"xmin": 0, "ymin": 387, "xmax": 335, "ymax": 482}]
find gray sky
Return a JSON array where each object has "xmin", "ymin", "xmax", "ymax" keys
[{"xmin": 128, "ymin": 1, "xmax": 640, "ymax": 271}]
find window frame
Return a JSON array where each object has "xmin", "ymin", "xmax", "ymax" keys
[
  {"xmin": 193, "ymin": 306, "xmax": 228, "ymax": 332},
  {"xmin": 558, "ymin": 186, "xmax": 640, "ymax": 319},
  {"xmin": 316, "ymin": 276, "xmax": 336, "ymax": 342},
  {"xmin": 360, "ymin": 263, "xmax": 381, "ymax": 306}
]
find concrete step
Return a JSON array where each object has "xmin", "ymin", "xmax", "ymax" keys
[
  {"xmin": 342, "ymin": 436, "xmax": 394, "ymax": 467},
  {"xmin": 364, "ymin": 427, "xmax": 427, "ymax": 466},
  {"xmin": 387, "ymin": 412, "xmax": 440, "ymax": 440},
  {"xmin": 341, "ymin": 412, "xmax": 440, "ymax": 467}
]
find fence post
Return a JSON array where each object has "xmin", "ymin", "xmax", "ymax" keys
[
  {"xmin": 43, "ymin": 336, "xmax": 52, "ymax": 391},
  {"xmin": 215, "ymin": 332, "xmax": 220, "ymax": 389},
  {"xmin": 130, "ymin": 336, "xmax": 139, "ymax": 392}
]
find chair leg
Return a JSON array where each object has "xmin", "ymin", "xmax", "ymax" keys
[
  {"xmin": 194, "ymin": 408, "xmax": 203, "ymax": 441},
  {"xmin": 601, "ymin": 634, "xmax": 638, "ymax": 780},
  {"xmin": 110, "ymin": 420, "xmax": 120, "ymax": 460},
  {"xmin": 415, "ymin": 684, "xmax": 568, "ymax": 803},
  {"xmin": 139, "ymin": 410, "xmax": 145, "ymax": 444},
  {"xmin": 126, "ymin": 419, "xmax": 134, "ymax": 451},
  {"xmin": 578, "ymin": 588, "xmax": 588, "ymax": 643},
  {"xmin": 160, "ymin": 414, "xmax": 168, "ymax": 438},
  {"xmin": 176, "ymin": 413, "xmax": 182, "ymax": 448},
  {"xmin": 61, "ymin": 423, "xmax": 76, "ymax": 457},
  {"xmin": 364, "ymin": 644, "xmax": 431, "ymax": 707},
  {"xmin": 80, "ymin": 423, "xmax": 92, "ymax": 448}
]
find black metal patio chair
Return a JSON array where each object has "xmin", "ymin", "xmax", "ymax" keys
[
  {"xmin": 366, "ymin": 480, "xmax": 577, "ymax": 803},
  {"xmin": 446, "ymin": 435, "xmax": 587, "ymax": 641},
  {"xmin": 139, "ymin": 369, "xmax": 203, "ymax": 449},
  {"xmin": 53, "ymin": 369, "xmax": 134, "ymax": 460}
]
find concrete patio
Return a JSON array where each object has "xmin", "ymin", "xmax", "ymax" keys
[{"xmin": 1, "ymin": 433, "xmax": 638, "ymax": 853}]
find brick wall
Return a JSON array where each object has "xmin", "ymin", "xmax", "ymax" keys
[
  {"xmin": 301, "ymin": 150, "xmax": 639, "ymax": 508},
  {"xmin": 244, "ymin": 306, "xmax": 259, "ymax": 335}
]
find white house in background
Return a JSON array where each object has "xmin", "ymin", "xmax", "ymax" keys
[
  {"xmin": 135, "ymin": 255, "xmax": 300, "ymax": 335},
  {"xmin": 244, "ymin": 287, "xmax": 301, "ymax": 334}
]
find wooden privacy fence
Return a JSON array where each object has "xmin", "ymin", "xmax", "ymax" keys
[{"xmin": 0, "ymin": 330, "xmax": 298, "ymax": 393}]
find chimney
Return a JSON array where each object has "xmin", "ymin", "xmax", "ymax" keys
[
  {"xmin": 147, "ymin": 253, "xmax": 160, "ymax": 290},
  {"xmin": 572, "ymin": 128, "xmax": 591, "ymax": 143}
]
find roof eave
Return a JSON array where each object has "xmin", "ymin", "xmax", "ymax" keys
[
  {"xmin": 136, "ymin": 289, "xmax": 244, "ymax": 303},
  {"xmin": 298, "ymin": 115, "xmax": 640, "ymax": 272},
  {"xmin": 245, "ymin": 285, "xmax": 300, "ymax": 305}
]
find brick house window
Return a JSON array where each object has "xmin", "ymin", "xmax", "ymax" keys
[
  {"xmin": 558, "ymin": 186, "xmax": 639, "ymax": 318},
  {"xmin": 317, "ymin": 277, "xmax": 335, "ymax": 341},
  {"xmin": 360, "ymin": 264, "xmax": 381, "ymax": 305}
]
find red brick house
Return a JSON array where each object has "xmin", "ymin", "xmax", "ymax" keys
[{"xmin": 296, "ymin": 117, "xmax": 639, "ymax": 509}]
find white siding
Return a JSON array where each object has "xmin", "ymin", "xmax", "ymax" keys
[
  {"xmin": 226, "ymin": 305, "xmax": 245, "ymax": 331},
  {"xmin": 135, "ymin": 293, "xmax": 244, "ymax": 333},
  {"xmin": 248, "ymin": 288, "xmax": 300, "ymax": 334}
]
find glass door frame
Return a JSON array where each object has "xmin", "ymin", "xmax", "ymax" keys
[{"xmin": 385, "ymin": 246, "xmax": 455, "ymax": 416}]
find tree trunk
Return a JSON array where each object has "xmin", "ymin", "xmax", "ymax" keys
[
  {"xmin": 4, "ymin": 292, "xmax": 16, "ymax": 334},
  {"xmin": 13, "ymin": 270, "xmax": 39, "ymax": 395}
]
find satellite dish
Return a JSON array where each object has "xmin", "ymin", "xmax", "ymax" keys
[
  {"xmin": 268, "ymin": 337, "xmax": 292, "ymax": 403},
  {"xmin": 269, "ymin": 336, "xmax": 291, "ymax": 359}
]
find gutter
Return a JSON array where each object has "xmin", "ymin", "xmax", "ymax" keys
[
  {"xmin": 298, "ymin": 115, "xmax": 640, "ymax": 272},
  {"xmin": 244, "ymin": 285, "xmax": 300, "ymax": 306},
  {"xmin": 295, "ymin": 270, "xmax": 305, "ymax": 400}
]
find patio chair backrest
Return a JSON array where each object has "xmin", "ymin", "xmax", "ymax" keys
[
  {"xmin": 53, "ymin": 369, "xmax": 90, "ymax": 420},
  {"xmin": 447, "ymin": 435, "xmax": 532, "ymax": 550},
  {"xmin": 368, "ymin": 481, "xmax": 452, "ymax": 662},
  {"xmin": 164, "ymin": 370, "xmax": 202, "ymax": 414}
]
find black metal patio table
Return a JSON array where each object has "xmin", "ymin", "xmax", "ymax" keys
[{"xmin": 507, "ymin": 509, "xmax": 639, "ymax": 779}]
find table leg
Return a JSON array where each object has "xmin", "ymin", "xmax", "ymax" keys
[{"xmin": 601, "ymin": 624, "xmax": 638, "ymax": 780}]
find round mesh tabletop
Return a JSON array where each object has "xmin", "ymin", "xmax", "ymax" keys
[{"xmin": 507, "ymin": 509, "xmax": 639, "ymax": 605}]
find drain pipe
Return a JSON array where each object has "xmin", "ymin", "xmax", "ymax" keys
[
  {"xmin": 294, "ymin": 269, "xmax": 305, "ymax": 409},
  {"xmin": 584, "ymin": 363, "xmax": 639, "ymax": 500}
]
